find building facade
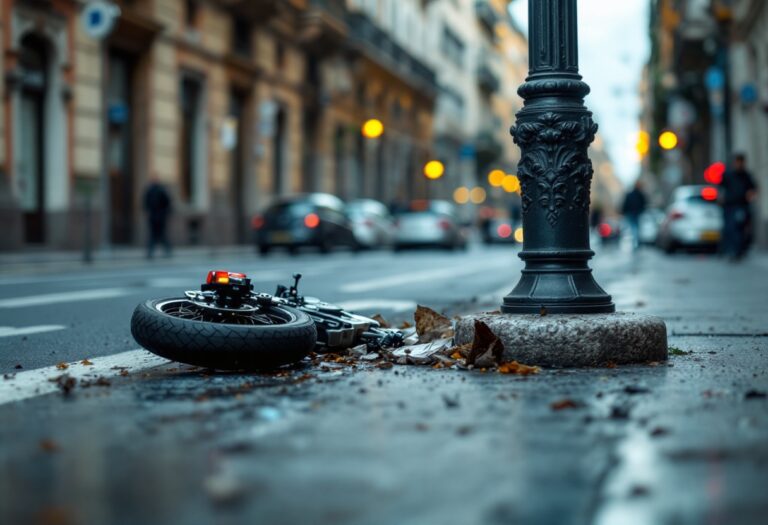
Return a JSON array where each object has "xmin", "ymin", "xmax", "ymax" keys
[
  {"xmin": 728, "ymin": 0, "xmax": 768, "ymax": 245},
  {"xmin": 0, "ymin": 0, "xmax": 437, "ymax": 250}
]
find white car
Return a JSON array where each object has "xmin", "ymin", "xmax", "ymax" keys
[{"xmin": 657, "ymin": 185, "xmax": 722, "ymax": 253}]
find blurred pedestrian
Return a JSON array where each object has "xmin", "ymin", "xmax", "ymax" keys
[
  {"xmin": 621, "ymin": 181, "xmax": 647, "ymax": 250},
  {"xmin": 719, "ymin": 153, "xmax": 757, "ymax": 260},
  {"xmin": 143, "ymin": 174, "xmax": 172, "ymax": 259}
]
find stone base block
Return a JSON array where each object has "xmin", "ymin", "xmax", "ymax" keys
[{"xmin": 455, "ymin": 312, "xmax": 667, "ymax": 367}]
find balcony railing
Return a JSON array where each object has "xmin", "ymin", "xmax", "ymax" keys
[
  {"xmin": 346, "ymin": 11, "xmax": 437, "ymax": 95},
  {"xmin": 477, "ymin": 62, "xmax": 500, "ymax": 93}
]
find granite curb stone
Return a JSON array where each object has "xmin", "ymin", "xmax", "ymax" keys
[{"xmin": 455, "ymin": 312, "xmax": 668, "ymax": 367}]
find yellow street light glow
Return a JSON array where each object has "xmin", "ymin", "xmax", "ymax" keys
[
  {"xmin": 636, "ymin": 131, "xmax": 650, "ymax": 156},
  {"xmin": 469, "ymin": 186, "xmax": 487, "ymax": 204},
  {"xmin": 502, "ymin": 174, "xmax": 520, "ymax": 193},
  {"xmin": 453, "ymin": 186, "xmax": 470, "ymax": 204},
  {"xmin": 424, "ymin": 160, "xmax": 445, "ymax": 180},
  {"xmin": 488, "ymin": 169, "xmax": 505, "ymax": 187},
  {"xmin": 658, "ymin": 130, "xmax": 678, "ymax": 150},
  {"xmin": 361, "ymin": 118, "xmax": 384, "ymax": 139},
  {"xmin": 514, "ymin": 227, "xmax": 524, "ymax": 243}
]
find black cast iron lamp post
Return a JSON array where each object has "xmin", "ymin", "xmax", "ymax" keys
[
  {"xmin": 454, "ymin": 0, "xmax": 667, "ymax": 367},
  {"xmin": 502, "ymin": 0, "xmax": 615, "ymax": 314}
]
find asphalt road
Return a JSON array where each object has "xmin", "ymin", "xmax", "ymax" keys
[{"xmin": 2, "ymin": 243, "xmax": 767, "ymax": 525}]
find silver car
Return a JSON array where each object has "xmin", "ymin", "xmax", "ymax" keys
[
  {"xmin": 346, "ymin": 199, "xmax": 395, "ymax": 249},
  {"xmin": 657, "ymin": 185, "xmax": 722, "ymax": 253},
  {"xmin": 393, "ymin": 200, "xmax": 467, "ymax": 251}
]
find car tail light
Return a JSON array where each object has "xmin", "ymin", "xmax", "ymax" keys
[
  {"xmin": 497, "ymin": 223, "xmax": 512, "ymax": 238},
  {"xmin": 701, "ymin": 186, "xmax": 718, "ymax": 201},
  {"xmin": 668, "ymin": 210, "xmax": 685, "ymax": 221},
  {"xmin": 438, "ymin": 219, "xmax": 452, "ymax": 231},
  {"xmin": 206, "ymin": 270, "xmax": 246, "ymax": 285},
  {"xmin": 598, "ymin": 223, "xmax": 612, "ymax": 237},
  {"xmin": 251, "ymin": 215, "xmax": 264, "ymax": 229},
  {"xmin": 304, "ymin": 213, "xmax": 320, "ymax": 229}
]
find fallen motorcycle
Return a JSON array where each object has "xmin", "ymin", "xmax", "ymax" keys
[{"xmin": 130, "ymin": 271, "xmax": 403, "ymax": 370}]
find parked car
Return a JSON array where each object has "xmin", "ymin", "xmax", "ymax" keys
[
  {"xmin": 597, "ymin": 218, "xmax": 622, "ymax": 246},
  {"xmin": 656, "ymin": 185, "xmax": 722, "ymax": 253},
  {"xmin": 252, "ymin": 193, "xmax": 358, "ymax": 255},
  {"xmin": 482, "ymin": 218, "xmax": 520, "ymax": 244},
  {"xmin": 392, "ymin": 200, "xmax": 468, "ymax": 251},
  {"xmin": 346, "ymin": 199, "xmax": 394, "ymax": 249},
  {"xmin": 638, "ymin": 209, "xmax": 665, "ymax": 246}
]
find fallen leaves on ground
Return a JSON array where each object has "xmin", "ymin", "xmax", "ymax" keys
[
  {"xmin": 49, "ymin": 374, "xmax": 76, "ymax": 395},
  {"xmin": 371, "ymin": 314, "xmax": 390, "ymax": 328},
  {"xmin": 39, "ymin": 439, "xmax": 60, "ymax": 453},
  {"xmin": 467, "ymin": 320, "xmax": 504, "ymax": 367},
  {"xmin": 414, "ymin": 305, "xmax": 454, "ymax": 342},
  {"xmin": 55, "ymin": 362, "xmax": 69, "ymax": 370},
  {"xmin": 80, "ymin": 359, "xmax": 93, "ymax": 366},
  {"xmin": 498, "ymin": 361, "xmax": 540, "ymax": 375},
  {"xmin": 550, "ymin": 399, "xmax": 580, "ymax": 410}
]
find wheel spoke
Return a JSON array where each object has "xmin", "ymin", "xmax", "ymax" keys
[{"xmin": 157, "ymin": 300, "xmax": 289, "ymax": 326}]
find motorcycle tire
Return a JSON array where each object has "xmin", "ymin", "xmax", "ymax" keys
[{"xmin": 131, "ymin": 298, "xmax": 317, "ymax": 370}]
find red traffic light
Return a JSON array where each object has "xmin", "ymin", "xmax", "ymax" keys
[{"xmin": 701, "ymin": 186, "xmax": 718, "ymax": 201}]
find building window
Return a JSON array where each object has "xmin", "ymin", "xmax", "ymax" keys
[
  {"xmin": 442, "ymin": 26, "xmax": 464, "ymax": 67},
  {"xmin": 185, "ymin": 0, "xmax": 199, "ymax": 29},
  {"xmin": 276, "ymin": 42, "xmax": 286, "ymax": 70},
  {"xmin": 232, "ymin": 16, "xmax": 250, "ymax": 56}
]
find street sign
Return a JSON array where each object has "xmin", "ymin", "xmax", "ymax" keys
[{"xmin": 80, "ymin": 1, "xmax": 120, "ymax": 41}]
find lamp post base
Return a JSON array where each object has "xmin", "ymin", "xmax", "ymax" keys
[
  {"xmin": 500, "ymin": 250, "xmax": 615, "ymax": 314},
  {"xmin": 455, "ymin": 312, "xmax": 667, "ymax": 367}
]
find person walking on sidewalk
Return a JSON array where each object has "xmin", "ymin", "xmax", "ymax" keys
[
  {"xmin": 143, "ymin": 175, "xmax": 172, "ymax": 259},
  {"xmin": 719, "ymin": 153, "xmax": 758, "ymax": 260},
  {"xmin": 621, "ymin": 181, "xmax": 647, "ymax": 250}
]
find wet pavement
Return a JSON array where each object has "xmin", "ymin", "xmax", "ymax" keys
[{"xmin": 1, "ymin": 246, "xmax": 767, "ymax": 524}]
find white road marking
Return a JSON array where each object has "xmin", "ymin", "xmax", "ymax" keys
[
  {"xmin": 0, "ymin": 288, "xmax": 131, "ymax": 308},
  {"xmin": 340, "ymin": 259, "xmax": 511, "ymax": 293},
  {"xmin": 0, "ymin": 349, "xmax": 168, "ymax": 405},
  {"xmin": 0, "ymin": 325, "xmax": 66, "ymax": 338},
  {"xmin": 336, "ymin": 299, "xmax": 417, "ymax": 313}
]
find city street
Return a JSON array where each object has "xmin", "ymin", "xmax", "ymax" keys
[{"xmin": 1, "ymin": 244, "xmax": 767, "ymax": 524}]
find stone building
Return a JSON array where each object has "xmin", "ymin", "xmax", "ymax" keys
[
  {"xmin": 0, "ymin": 0, "xmax": 437, "ymax": 250},
  {"xmin": 727, "ymin": 0, "xmax": 768, "ymax": 245}
]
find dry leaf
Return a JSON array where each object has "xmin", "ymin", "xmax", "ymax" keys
[
  {"xmin": 371, "ymin": 314, "xmax": 390, "ymax": 328},
  {"xmin": 498, "ymin": 361, "xmax": 541, "ymax": 375},
  {"xmin": 539, "ymin": 306, "xmax": 548, "ymax": 316},
  {"xmin": 39, "ymin": 439, "xmax": 60, "ymax": 453},
  {"xmin": 550, "ymin": 398, "xmax": 579, "ymax": 410},
  {"xmin": 55, "ymin": 362, "xmax": 69, "ymax": 370},
  {"xmin": 80, "ymin": 359, "xmax": 93, "ymax": 366},
  {"xmin": 467, "ymin": 321, "xmax": 504, "ymax": 366},
  {"xmin": 414, "ymin": 305, "xmax": 453, "ymax": 342}
]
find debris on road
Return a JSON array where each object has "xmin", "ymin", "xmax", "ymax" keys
[
  {"xmin": 414, "ymin": 305, "xmax": 454, "ymax": 342},
  {"xmin": 49, "ymin": 374, "xmax": 76, "ymax": 395},
  {"xmin": 551, "ymin": 399, "xmax": 581, "ymax": 411}
]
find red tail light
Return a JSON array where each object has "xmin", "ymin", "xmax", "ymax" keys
[
  {"xmin": 206, "ymin": 270, "xmax": 246, "ymax": 285},
  {"xmin": 304, "ymin": 213, "xmax": 320, "ymax": 229},
  {"xmin": 701, "ymin": 186, "xmax": 718, "ymax": 201},
  {"xmin": 497, "ymin": 223, "xmax": 512, "ymax": 238},
  {"xmin": 251, "ymin": 215, "xmax": 264, "ymax": 229},
  {"xmin": 598, "ymin": 223, "xmax": 612, "ymax": 237},
  {"xmin": 668, "ymin": 210, "xmax": 685, "ymax": 221},
  {"xmin": 438, "ymin": 219, "xmax": 452, "ymax": 231}
]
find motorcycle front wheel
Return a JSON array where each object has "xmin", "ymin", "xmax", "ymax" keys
[{"xmin": 130, "ymin": 298, "xmax": 317, "ymax": 370}]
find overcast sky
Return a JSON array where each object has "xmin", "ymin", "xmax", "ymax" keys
[{"xmin": 509, "ymin": 0, "xmax": 650, "ymax": 187}]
